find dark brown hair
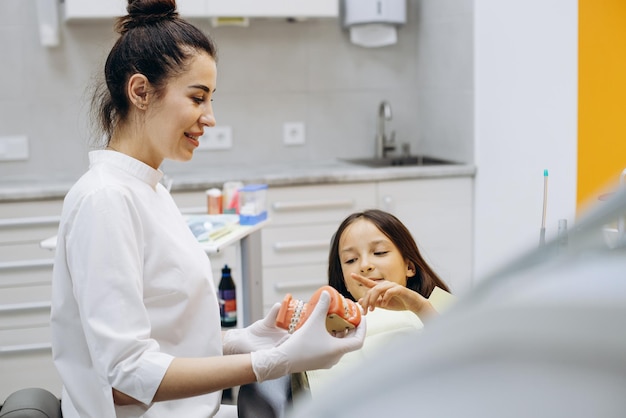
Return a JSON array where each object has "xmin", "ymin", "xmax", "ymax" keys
[
  {"xmin": 91, "ymin": 0, "xmax": 217, "ymax": 145},
  {"xmin": 328, "ymin": 209, "xmax": 450, "ymax": 301}
]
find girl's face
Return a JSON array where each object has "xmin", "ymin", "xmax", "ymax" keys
[
  {"xmin": 142, "ymin": 52, "xmax": 217, "ymax": 168},
  {"xmin": 338, "ymin": 218, "xmax": 415, "ymax": 300}
]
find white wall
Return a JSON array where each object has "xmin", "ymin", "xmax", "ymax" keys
[
  {"xmin": 473, "ymin": 0, "xmax": 578, "ymax": 280},
  {"xmin": 2, "ymin": 0, "xmax": 581, "ymax": 289},
  {"xmin": 414, "ymin": 0, "xmax": 474, "ymax": 165},
  {"xmin": 0, "ymin": 1, "xmax": 475, "ymax": 185}
]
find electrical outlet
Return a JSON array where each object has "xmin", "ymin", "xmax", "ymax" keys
[
  {"xmin": 0, "ymin": 135, "xmax": 29, "ymax": 161},
  {"xmin": 283, "ymin": 122, "xmax": 306, "ymax": 146},
  {"xmin": 198, "ymin": 126, "xmax": 233, "ymax": 151}
]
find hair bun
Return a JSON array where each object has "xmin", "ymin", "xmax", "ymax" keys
[{"xmin": 116, "ymin": 0, "xmax": 178, "ymax": 34}]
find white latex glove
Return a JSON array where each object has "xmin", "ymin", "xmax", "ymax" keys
[
  {"xmin": 250, "ymin": 290, "xmax": 367, "ymax": 382},
  {"xmin": 223, "ymin": 303, "xmax": 289, "ymax": 355}
]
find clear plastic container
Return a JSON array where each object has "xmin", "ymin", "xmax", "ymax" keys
[
  {"xmin": 238, "ymin": 184, "xmax": 268, "ymax": 225},
  {"xmin": 222, "ymin": 181, "xmax": 244, "ymax": 214}
]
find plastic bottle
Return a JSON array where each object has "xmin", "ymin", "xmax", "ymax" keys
[
  {"xmin": 218, "ymin": 265, "xmax": 237, "ymax": 328},
  {"xmin": 206, "ymin": 188, "xmax": 223, "ymax": 215}
]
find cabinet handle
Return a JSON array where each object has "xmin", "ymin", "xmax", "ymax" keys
[
  {"xmin": 0, "ymin": 342, "xmax": 52, "ymax": 355},
  {"xmin": 274, "ymin": 280, "xmax": 326, "ymax": 292},
  {"xmin": 273, "ymin": 240, "xmax": 329, "ymax": 251},
  {"xmin": 0, "ymin": 301, "xmax": 51, "ymax": 313},
  {"xmin": 0, "ymin": 216, "xmax": 60, "ymax": 228},
  {"xmin": 272, "ymin": 199, "xmax": 354, "ymax": 212},
  {"xmin": 0, "ymin": 258, "xmax": 54, "ymax": 272}
]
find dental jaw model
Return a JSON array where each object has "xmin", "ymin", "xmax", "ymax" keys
[{"xmin": 276, "ymin": 286, "xmax": 362, "ymax": 335}]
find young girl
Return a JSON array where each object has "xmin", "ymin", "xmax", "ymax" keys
[
  {"xmin": 302, "ymin": 210, "xmax": 454, "ymax": 398},
  {"xmin": 50, "ymin": 1, "xmax": 364, "ymax": 417},
  {"xmin": 328, "ymin": 209, "xmax": 452, "ymax": 320}
]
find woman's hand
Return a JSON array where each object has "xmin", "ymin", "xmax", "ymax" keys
[
  {"xmin": 222, "ymin": 303, "xmax": 289, "ymax": 355},
  {"xmin": 250, "ymin": 290, "xmax": 366, "ymax": 382},
  {"xmin": 351, "ymin": 273, "xmax": 437, "ymax": 319}
]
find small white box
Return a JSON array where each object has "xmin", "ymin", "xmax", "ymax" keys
[{"xmin": 283, "ymin": 122, "xmax": 306, "ymax": 146}]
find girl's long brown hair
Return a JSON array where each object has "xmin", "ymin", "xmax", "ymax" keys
[{"xmin": 328, "ymin": 209, "xmax": 450, "ymax": 301}]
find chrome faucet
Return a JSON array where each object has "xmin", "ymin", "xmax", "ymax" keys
[{"xmin": 376, "ymin": 100, "xmax": 396, "ymax": 159}]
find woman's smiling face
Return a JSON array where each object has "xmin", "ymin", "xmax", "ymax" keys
[
  {"xmin": 338, "ymin": 218, "xmax": 415, "ymax": 300},
  {"xmin": 142, "ymin": 52, "xmax": 217, "ymax": 168}
]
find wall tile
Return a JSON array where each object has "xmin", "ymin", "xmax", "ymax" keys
[
  {"xmin": 417, "ymin": 88, "xmax": 474, "ymax": 163},
  {"xmin": 0, "ymin": 28, "xmax": 24, "ymax": 102},
  {"xmin": 0, "ymin": 0, "xmax": 475, "ymax": 182}
]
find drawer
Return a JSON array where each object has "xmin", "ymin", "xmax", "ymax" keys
[
  {"xmin": 261, "ymin": 223, "xmax": 337, "ymax": 267},
  {"xmin": 0, "ymin": 324, "xmax": 51, "ymax": 347},
  {"xmin": 0, "ymin": 326, "xmax": 55, "ymax": 401},
  {"xmin": 0, "ymin": 222, "xmax": 59, "ymax": 246},
  {"xmin": 262, "ymin": 264, "xmax": 327, "ymax": 310},
  {"xmin": 0, "ymin": 349, "xmax": 61, "ymax": 401},
  {"xmin": 0, "ymin": 283, "xmax": 51, "ymax": 305},
  {"xmin": 0, "ymin": 200, "xmax": 63, "ymax": 219},
  {"xmin": 267, "ymin": 183, "xmax": 377, "ymax": 226},
  {"xmin": 0, "ymin": 260, "xmax": 53, "ymax": 288},
  {"xmin": 0, "ymin": 242, "xmax": 56, "ymax": 262},
  {"xmin": 0, "ymin": 298, "xmax": 50, "ymax": 330}
]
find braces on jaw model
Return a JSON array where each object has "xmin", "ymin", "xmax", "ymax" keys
[{"xmin": 275, "ymin": 286, "xmax": 362, "ymax": 336}]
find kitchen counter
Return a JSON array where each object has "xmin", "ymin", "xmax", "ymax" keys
[{"xmin": 0, "ymin": 159, "xmax": 476, "ymax": 202}]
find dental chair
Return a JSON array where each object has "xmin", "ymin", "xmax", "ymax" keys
[{"xmin": 0, "ymin": 388, "xmax": 61, "ymax": 418}]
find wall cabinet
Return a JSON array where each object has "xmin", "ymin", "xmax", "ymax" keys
[
  {"xmin": 207, "ymin": 0, "xmax": 338, "ymax": 18},
  {"xmin": 64, "ymin": 0, "xmax": 338, "ymax": 21},
  {"xmin": 0, "ymin": 200, "xmax": 63, "ymax": 401},
  {"xmin": 64, "ymin": 0, "xmax": 207, "ymax": 20}
]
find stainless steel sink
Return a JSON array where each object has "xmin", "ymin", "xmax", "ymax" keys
[{"xmin": 343, "ymin": 155, "xmax": 457, "ymax": 168}]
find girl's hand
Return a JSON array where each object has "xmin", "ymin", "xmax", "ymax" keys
[{"xmin": 350, "ymin": 273, "xmax": 436, "ymax": 318}]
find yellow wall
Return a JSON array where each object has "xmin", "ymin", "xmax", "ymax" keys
[{"xmin": 578, "ymin": 0, "xmax": 626, "ymax": 211}]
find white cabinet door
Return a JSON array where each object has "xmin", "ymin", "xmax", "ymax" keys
[
  {"xmin": 178, "ymin": 0, "xmax": 208, "ymax": 17},
  {"xmin": 377, "ymin": 177, "xmax": 474, "ymax": 295},
  {"xmin": 0, "ymin": 200, "xmax": 63, "ymax": 400},
  {"xmin": 64, "ymin": 0, "xmax": 207, "ymax": 20},
  {"xmin": 64, "ymin": 0, "xmax": 336, "ymax": 20},
  {"xmin": 207, "ymin": 0, "xmax": 338, "ymax": 17},
  {"xmin": 64, "ymin": 0, "xmax": 125, "ymax": 20}
]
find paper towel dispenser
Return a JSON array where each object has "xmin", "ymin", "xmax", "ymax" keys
[
  {"xmin": 341, "ymin": 0, "xmax": 406, "ymax": 48},
  {"xmin": 342, "ymin": 0, "xmax": 406, "ymax": 27}
]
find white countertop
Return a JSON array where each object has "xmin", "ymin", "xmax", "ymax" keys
[
  {"xmin": 0, "ymin": 159, "xmax": 476, "ymax": 202},
  {"xmin": 40, "ymin": 218, "xmax": 270, "ymax": 255}
]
